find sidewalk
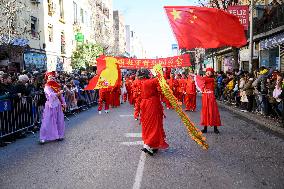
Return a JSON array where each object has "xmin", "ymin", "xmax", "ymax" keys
[{"xmin": 217, "ymin": 101, "xmax": 284, "ymax": 137}]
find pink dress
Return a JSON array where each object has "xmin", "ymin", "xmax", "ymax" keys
[{"xmin": 40, "ymin": 85, "xmax": 66, "ymax": 141}]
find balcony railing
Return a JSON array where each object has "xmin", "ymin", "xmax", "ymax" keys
[{"xmin": 254, "ymin": 3, "xmax": 284, "ymax": 35}]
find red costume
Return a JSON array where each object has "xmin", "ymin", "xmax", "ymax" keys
[
  {"xmin": 166, "ymin": 76, "xmax": 177, "ymax": 109},
  {"xmin": 132, "ymin": 79, "xmax": 143, "ymax": 120},
  {"xmin": 98, "ymin": 88, "xmax": 111, "ymax": 112},
  {"xmin": 126, "ymin": 77, "xmax": 134, "ymax": 105},
  {"xmin": 200, "ymin": 76, "xmax": 221, "ymax": 126},
  {"xmin": 140, "ymin": 78, "xmax": 169, "ymax": 149},
  {"xmin": 110, "ymin": 83, "xmax": 121, "ymax": 108},
  {"xmin": 177, "ymin": 77, "xmax": 187, "ymax": 102},
  {"xmin": 184, "ymin": 76, "xmax": 197, "ymax": 111}
]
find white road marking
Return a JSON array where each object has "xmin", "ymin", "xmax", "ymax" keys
[
  {"xmin": 119, "ymin": 114, "xmax": 134, "ymax": 117},
  {"xmin": 125, "ymin": 133, "xmax": 142, "ymax": 138},
  {"xmin": 121, "ymin": 141, "xmax": 144, "ymax": 146},
  {"xmin": 133, "ymin": 152, "xmax": 146, "ymax": 189}
]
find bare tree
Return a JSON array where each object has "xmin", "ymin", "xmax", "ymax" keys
[
  {"xmin": 197, "ymin": 0, "xmax": 238, "ymax": 10},
  {"xmin": 0, "ymin": 0, "xmax": 32, "ymax": 45}
]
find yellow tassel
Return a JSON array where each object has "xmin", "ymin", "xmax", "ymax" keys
[{"xmin": 152, "ymin": 64, "xmax": 209, "ymax": 150}]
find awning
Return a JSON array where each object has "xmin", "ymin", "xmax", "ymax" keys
[{"xmin": 260, "ymin": 32, "xmax": 284, "ymax": 50}]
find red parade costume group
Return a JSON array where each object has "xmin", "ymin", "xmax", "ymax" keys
[{"xmin": 93, "ymin": 67, "xmax": 221, "ymax": 155}]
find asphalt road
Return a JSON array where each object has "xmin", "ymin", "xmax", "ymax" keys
[{"xmin": 0, "ymin": 96, "xmax": 283, "ymax": 189}]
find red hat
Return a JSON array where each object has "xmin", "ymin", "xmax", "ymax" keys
[
  {"xmin": 45, "ymin": 71, "xmax": 56, "ymax": 80},
  {"xmin": 206, "ymin": 67, "xmax": 214, "ymax": 73}
]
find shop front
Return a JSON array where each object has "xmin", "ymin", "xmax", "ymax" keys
[
  {"xmin": 239, "ymin": 44, "xmax": 259, "ymax": 72},
  {"xmin": 24, "ymin": 51, "xmax": 47, "ymax": 72},
  {"xmin": 259, "ymin": 32, "xmax": 284, "ymax": 72}
]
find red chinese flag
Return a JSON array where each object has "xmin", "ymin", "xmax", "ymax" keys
[{"xmin": 164, "ymin": 6, "xmax": 247, "ymax": 49}]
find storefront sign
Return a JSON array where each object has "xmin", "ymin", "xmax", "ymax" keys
[
  {"xmin": 227, "ymin": 6, "xmax": 249, "ymax": 30},
  {"xmin": 0, "ymin": 100, "xmax": 11, "ymax": 112},
  {"xmin": 75, "ymin": 33, "xmax": 84, "ymax": 42},
  {"xmin": 172, "ymin": 44, "xmax": 178, "ymax": 50},
  {"xmin": 260, "ymin": 33, "xmax": 284, "ymax": 50},
  {"xmin": 24, "ymin": 52, "xmax": 47, "ymax": 71},
  {"xmin": 0, "ymin": 35, "xmax": 29, "ymax": 46}
]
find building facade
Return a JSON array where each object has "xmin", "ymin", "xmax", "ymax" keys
[
  {"xmin": 125, "ymin": 25, "xmax": 147, "ymax": 58},
  {"xmin": 93, "ymin": 0, "xmax": 114, "ymax": 55},
  {"xmin": 203, "ymin": 0, "xmax": 284, "ymax": 73},
  {"xmin": 0, "ymin": 0, "xmax": 46, "ymax": 72},
  {"xmin": 113, "ymin": 10, "xmax": 126, "ymax": 56}
]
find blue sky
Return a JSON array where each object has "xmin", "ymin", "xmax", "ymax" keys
[{"xmin": 113, "ymin": 0, "xmax": 197, "ymax": 58}]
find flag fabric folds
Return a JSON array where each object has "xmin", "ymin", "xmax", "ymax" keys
[
  {"xmin": 84, "ymin": 56, "xmax": 121, "ymax": 90},
  {"xmin": 164, "ymin": 6, "xmax": 247, "ymax": 49}
]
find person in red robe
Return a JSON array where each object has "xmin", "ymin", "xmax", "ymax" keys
[
  {"xmin": 140, "ymin": 70, "xmax": 169, "ymax": 156},
  {"xmin": 132, "ymin": 75, "xmax": 143, "ymax": 120},
  {"xmin": 98, "ymin": 88, "xmax": 111, "ymax": 114},
  {"xmin": 184, "ymin": 72, "xmax": 197, "ymax": 111},
  {"xmin": 177, "ymin": 74, "xmax": 187, "ymax": 103},
  {"xmin": 110, "ymin": 82, "xmax": 121, "ymax": 108},
  {"xmin": 166, "ymin": 73, "xmax": 176, "ymax": 109},
  {"xmin": 197, "ymin": 68, "xmax": 221, "ymax": 133},
  {"xmin": 126, "ymin": 75, "xmax": 134, "ymax": 105}
]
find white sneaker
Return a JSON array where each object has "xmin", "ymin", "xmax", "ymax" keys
[
  {"xmin": 105, "ymin": 110, "xmax": 109, "ymax": 113},
  {"xmin": 39, "ymin": 140, "xmax": 45, "ymax": 145},
  {"xmin": 98, "ymin": 111, "xmax": 102, "ymax": 115}
]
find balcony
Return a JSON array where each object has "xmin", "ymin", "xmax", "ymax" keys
[{"xmin": 254, "ymin": 3, "xmax": 284, "ymax": 35}]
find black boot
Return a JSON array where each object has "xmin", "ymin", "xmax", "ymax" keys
[
  {"xmin": 141, "ymin": 148, "xmax": 154, "ymax": 156},
  {"xmin": 201, "ymin": 126, "xmax": 207, "ymax": 133},
  {"xmin": 214, "ymin": 126, "xmax": 220, "ymax": 134}
]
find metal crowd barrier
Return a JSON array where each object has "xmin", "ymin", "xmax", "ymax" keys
[
  {"xmin": 0, "ymin": 89, "xmax": 99, "ymax": 144},
  {"xmin": 64, "ymin": 89, "xmax": 99, "ymax": 115},
  {"xmin": 0, "ymin": 95, "xmax": 40, "ymax": 140}
]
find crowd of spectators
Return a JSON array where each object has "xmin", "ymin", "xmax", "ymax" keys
[
  {"xmin": 0, "ymin": 70, "xmax": 98, "ymax": 113},
  {"xmin": 215, "ymin": 66, "xmax": 284, "ymax": 124},
  {"xmin": 1, "ymin": 67, "xmax": 283, "ymax": 124}
]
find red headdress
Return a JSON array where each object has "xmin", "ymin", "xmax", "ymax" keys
[
  {"xmin": 45, "ymin": 71, "xmax": 60, "ymax": 93},
  {"xmin": 206, "ymin": 67, "xmax": 214, "ymax": 73},
  {"xmin": 45, "ymin": 71, "xmax": 56, "ymax": 80}
]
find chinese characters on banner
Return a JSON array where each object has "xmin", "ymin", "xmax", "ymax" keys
[
  {"xmin": 227, "ymin": 6, "xmax": 249, "ymax": 30},
  {"xmin": 114, "ymin": 54, "xmax": 191, "ymax": 69}
]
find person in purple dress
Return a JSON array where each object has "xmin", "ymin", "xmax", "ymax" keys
[{"xmin": 39, "ymin": 71, "xmax": 66, "ymax": 144}]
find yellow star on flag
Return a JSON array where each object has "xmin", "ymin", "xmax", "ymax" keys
[
  {"xmin": 193, "ymin": 15, "xmax": 197, "ymax": 19},
  {"xmin": 171, "ymin": 9, "xmax": 181, "ymax": 21}
]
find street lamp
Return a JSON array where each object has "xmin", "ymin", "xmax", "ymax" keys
[{"xmin": 249, "ymin": 0, "xmax": 254, "ymax": 73}]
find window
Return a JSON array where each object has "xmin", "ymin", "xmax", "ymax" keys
[
  {"xmin": 31, "ymin": 16, "xmax": 38, "ymax": 38},
  {"xmin": 59, "ymin": 0, "xmax": 64, "ymax": 21},
  {"xmin": 61, "ymin": 31, "xmax": 66, "ymax": 54},
  {"xmin": 73, "ymin": 1, "xmax": 77, "ymax": 24},
  {"xmin": 48, "ymin": 25, "xmax": 53, "ymax": 42},
  {"xmin": 47, "ymin": 0, "xmax": 54, "ymax": 16},
  {"xmin": 85, "ymin": 11, "xmax": 88, "ymax": 25},
  {"xmin": 131, "ymin": 31, "xmax": 134, "ymax": 38},
  {"xmin": 80, "ymin": 8, "xmax": 84, "ymax": 23}
]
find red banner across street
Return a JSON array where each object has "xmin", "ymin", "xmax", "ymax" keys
[{"xmin": 114, "ymin": 54, "xmax": 191, "ymax": 69}]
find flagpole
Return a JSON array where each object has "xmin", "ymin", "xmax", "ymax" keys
[{"xmin": 249, "ymin": 0, "xmax": 254, "ymax": 73}]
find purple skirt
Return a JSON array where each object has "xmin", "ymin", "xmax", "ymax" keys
[{"xmin": 40, "ymin": 104, "xmax": 65, "ymax": 141}]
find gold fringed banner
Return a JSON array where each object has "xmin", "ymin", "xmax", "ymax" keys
[{"xmin": 152, "ymin": 64, "xmax": 209, "ymax": 150}]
